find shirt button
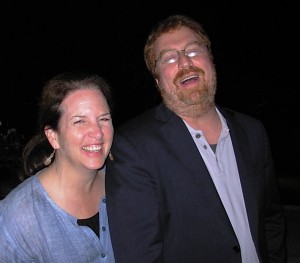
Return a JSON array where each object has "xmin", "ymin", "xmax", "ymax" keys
[
  {"xmin": 203, "ymin": 145, "xmax": 208, "ymax": 149},
  {"xmin": 101, "ymin": 253, "xmax": 106, "ymax": 258},
  {"xmin": 195, "ymin": 133, "xmax": 201, "ymax": 138},
  {"xmin": 102, "ymin": 226, "xmax": 106, "ymax": 231},
  {"xmin": 103, "ymin": 198, "xmax": 106, "ymax": 203},
  {"xmin": 232, "ymin": 245, "xmax": 240, "ymax": 253}
]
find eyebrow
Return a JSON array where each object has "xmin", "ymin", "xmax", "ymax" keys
[
  {"xmin": 71, "ymin": 112, "xmax": 111, "ymax": 119},
  {"xmin": 163, "ymin": 41, "xmax": 200, "ymax": 51},
  {"xmin": 99, "ymin": 112, "xmax": 112, "ymax": 117},
  {"xmin": 158, "ymin": 41, "xmax": 201, "ymax": 56}
]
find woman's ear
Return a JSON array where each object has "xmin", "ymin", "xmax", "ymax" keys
[{"xmin": 44, "ymin": 127, "xmax": 59, "ymax": 149}]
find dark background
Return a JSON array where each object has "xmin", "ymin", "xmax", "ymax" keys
[{"xmin": 0, "ymin": 2, "xmax": 299, "ymax": 204}]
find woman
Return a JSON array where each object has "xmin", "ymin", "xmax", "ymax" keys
[{"xmin": 0, "ymin": 72, "xmax": 115, "ymax": 262}]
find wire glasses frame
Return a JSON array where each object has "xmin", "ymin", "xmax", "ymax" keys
[{"xmin": 154, "ymin": 41, "xmax": 208, "ymax": 67}]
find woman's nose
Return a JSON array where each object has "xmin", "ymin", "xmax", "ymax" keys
[{"xmin": 89, "ymin": 123, "xmax": 103, "ymax": 139}]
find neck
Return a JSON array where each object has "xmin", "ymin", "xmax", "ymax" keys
[
  {"xmin": 37, "ymin": 165, "xmax": 105, "ymax": 218},
  {"xmin": 181, "ymin": 107, "xmax": 222, "ymax": 145}
]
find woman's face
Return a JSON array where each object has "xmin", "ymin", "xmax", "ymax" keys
[{"xmin": 53, "ymin": 88, "xmax": 114, "ymax": 172}]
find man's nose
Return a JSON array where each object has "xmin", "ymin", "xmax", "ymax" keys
[{"xmin": 178, "ymin": 51, "xmax": 192, "ymax": 69}]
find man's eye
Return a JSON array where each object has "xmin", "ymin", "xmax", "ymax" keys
[
  {"xmin": 187, "ymin": 50, "xmax": 199, "ymax": 57},
  {"xmin": 162, "ymin": 54, "xmax": 177, "ymax": 64}
]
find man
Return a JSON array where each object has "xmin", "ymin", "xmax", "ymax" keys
[{"xmin": 106, "ymin": 14, "xmax": 286, "ymax": 263}]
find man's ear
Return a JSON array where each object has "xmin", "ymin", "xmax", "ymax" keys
[
  {"xmin": 155, "ymin": 78, "xmax": 159, "ymax": 87},
  {"xmin": 44, "ymin": 127, "xmax": 59, "ymax": 149},
  {"xmin": 155, "ymin": 78, "xmax": 161, "ymax": 92}
]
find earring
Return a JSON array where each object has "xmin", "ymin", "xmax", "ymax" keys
[
  {"xmin": 109, "ymin": 151, "xmax": 114, "ymax": 161},
  {"xmin": 44, "ymin": 150, "xmax": 55, "ymax": 166}
]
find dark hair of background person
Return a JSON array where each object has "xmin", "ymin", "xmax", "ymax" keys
[{"xmin": 22, "ymin": 71, "xmax": 114, "ymax": 178}]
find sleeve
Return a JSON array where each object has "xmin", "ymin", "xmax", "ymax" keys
[
  {"xmin": 263, "ymin": 125, "xmax": 287, "ymax": 263},
  {"xmin": 0, "ymin": 203, "xmax": 33, "ymax": 262},
  {"xmin": 105, "ymin": 132, "xmax": 163, "ymax": 263}
]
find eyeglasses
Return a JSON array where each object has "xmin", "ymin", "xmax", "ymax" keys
[{"xmin": 155, "ymin": 42, "xmax": 208, "ymax": 67}]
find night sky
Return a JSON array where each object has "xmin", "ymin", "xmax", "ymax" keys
[
  {"xmin": 0, "ymin": 2, "xmax": 299, "ymax": 206},
  {"xmin": 1, "ymin": 1, "xmax": 298, "ymax": 144}
]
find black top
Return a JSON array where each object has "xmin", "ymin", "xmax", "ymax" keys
[{"xmin": 77, "ymin": 212, "xmax": 99, "ymax": 238}]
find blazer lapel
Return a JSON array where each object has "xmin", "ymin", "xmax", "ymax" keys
[{"xmin": 156, "ymin": 104, "xmax": 237, "ymax": 229}]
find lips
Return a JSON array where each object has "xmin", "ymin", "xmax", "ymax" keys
[
  {"xmin": 175, "ymin": 66, "xmax": 203, "ymax": 86},
  {"xmin": 180, "ymin": 74, "xmax": 199, "ymax": 85},
  {"xmin": 82, "ymin": 145, "xmax": 102, "ymax": 152}
]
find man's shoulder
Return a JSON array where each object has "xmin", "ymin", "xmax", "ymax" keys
[
  {"xmin": 218, "ymin": 106, "xmax": 262, "ymax": 124},
  {"xmin": 117, "ymin": 103, "xmax": 167, "ymax": 129}
]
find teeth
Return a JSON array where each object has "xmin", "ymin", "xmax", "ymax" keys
[
  {"xmin": 82, "ymin": 145, "xmax": 102, "ymax": 152},
  {"xmin": 182, "ymin": 74, "xmax": 198, "ymax": 82}
]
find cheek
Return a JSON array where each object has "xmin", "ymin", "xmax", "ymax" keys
[
  {"xmin": 204, "ymin": 64, "xmax": 217, "ymax": 81},
  {"xmin": 106, "ymin": 126, "xmax": 114, "ymax": 142},
  {"xmin": 61, "ymin": 129, "xmax": 84, "ymax": 146},
  {"xmin": 158, "ymin": 68, "xmax": 176, "ymax": 89},
  {"xmin": 200, "ymin": 57, "xmax": 215, "ymax": 73},
  {"xmin": 161, "ymin": 66, "xmax": 176, "ymax": 78}
]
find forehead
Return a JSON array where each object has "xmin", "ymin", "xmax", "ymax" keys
[
  {"xmin": 153, "ymin": 26, "xmax": 200, "ymax": 54},
  {"xmin": 61, "ymin": 89, "xmax": 108, "ymax": 111}
]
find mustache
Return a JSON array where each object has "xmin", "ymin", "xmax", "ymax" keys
[
  {"xmin": 174, "ymin": 66, "xmax": 205, "ymax": 83},
  {"xmin": 175, "ymin": 66, "xmax": 205, "ymax": 78}
]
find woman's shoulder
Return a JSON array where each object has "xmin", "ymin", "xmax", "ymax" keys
[{"xmin": 0, "ymin": 176, "xmax": 40, "ymax": 217}]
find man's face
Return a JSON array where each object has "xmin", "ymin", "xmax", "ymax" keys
[{"xmin": 153, "ymin": 26, "xmax": 217, "ymax": 117}]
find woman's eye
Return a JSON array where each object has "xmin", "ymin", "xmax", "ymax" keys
[
  {"xmin": 74, "ymin": 120, "xmax": 84, "ymax": 124},
  {"xmin": 99, "ymin": 118, "xmax": 111, "ymax": 122}
]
